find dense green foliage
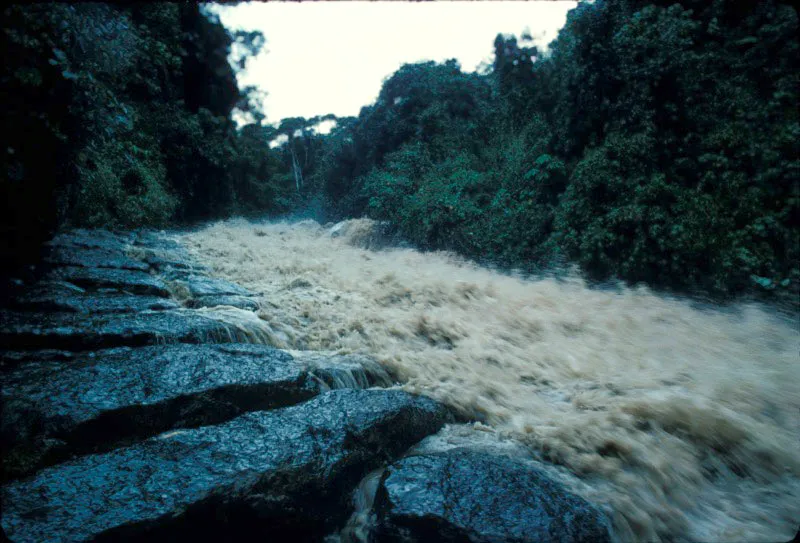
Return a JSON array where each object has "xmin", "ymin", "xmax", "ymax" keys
[
  {"xmin": 2, "ymin": 1, "xmax": 797, "ymax": 301},
  {"xmin": 310, "ymin": 0, "xmax": 798, "ymax": 299},
  {"xmin": 1, "ymin": 3, "xmax": 294, "ymax": 270}
]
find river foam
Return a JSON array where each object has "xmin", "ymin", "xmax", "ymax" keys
[{"xmin": 181, "ymin": 218, "xmax": 799, "ymax": 542}]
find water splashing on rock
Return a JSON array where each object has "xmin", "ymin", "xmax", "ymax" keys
[{"xmin": 183, "ymin": 218, "xmax": 800, "ymax": 542}]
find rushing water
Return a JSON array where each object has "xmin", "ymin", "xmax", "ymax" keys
[{"xmin": 181, "ymin": 218, "xmax": 799, "ymax": 542}]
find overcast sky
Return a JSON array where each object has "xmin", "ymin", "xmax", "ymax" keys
[{"xmin": 209, "ymin": 1, "xmax": 577, "ymax": 124}]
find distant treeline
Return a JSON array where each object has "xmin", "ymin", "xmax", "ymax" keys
[{"xmin": 2, "ymin": 1, "xmax": 797, "ymax": 300}]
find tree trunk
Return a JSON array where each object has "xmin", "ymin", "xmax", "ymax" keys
[{"xmin": 290, "ymin": 144, "xmax": 303, "ymax": 192}]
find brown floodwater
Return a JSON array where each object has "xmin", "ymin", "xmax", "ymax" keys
[{"xmin": 181, "ymin": 218, "xmax": 799, "ymax": 542}]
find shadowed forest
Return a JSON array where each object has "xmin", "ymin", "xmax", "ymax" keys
[{"xmin": 2, "ymin": 1, "xmax": 797, "ymax": 302}]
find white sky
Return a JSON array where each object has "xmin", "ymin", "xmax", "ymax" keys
[{"xmin": 210, "ymin": 1, "xmax": 577, "ymax": 124}]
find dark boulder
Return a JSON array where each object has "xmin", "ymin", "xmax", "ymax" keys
[
  {"xmin": 1, "ymin": 389, "xmax": 450, "ymax": 542},
  {"xmin": 1, "ymin": 344, "xmax": 323, "ymax": 479},
  {"xmin": 375, "ymin": 448, "xmax": 613, "ymax": 543}
]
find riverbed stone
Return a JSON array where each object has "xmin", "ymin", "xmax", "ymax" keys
[
  {"xmin": 44, "ymin": 266, "xmax": 170, "ymax": 297},
  {"xmin": 169, "ymin": 274, "xmax": 254, "ymax": 298},
  {"xmin": 0, "ymin": 344, "xmax": 321, "ymax": 479},
  {"xmin": 0, "ymin": 308, "xmax": 271, "ymax": 351},
  {"xmin": 12, "ymin": 281, "xmax": 178, "ymax": 313},
  {"xmin": 1, "ymin": 389, "xmax": 450, "ymax": 543},
  {"xmin": 44, "ymin": 243, "xmax": 150, "ymax": 272},
  {"xmin": 46, "ymin": 229, "xmax": 135, "ymax": 252},
  {"xmin": 375, "ymin": 448, "xmax": 613, "ymax": 543}
]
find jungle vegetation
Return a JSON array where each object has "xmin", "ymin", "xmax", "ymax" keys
[{"xmin": 2, "ymin": 0, "xmax": 797, "ymax": 300}]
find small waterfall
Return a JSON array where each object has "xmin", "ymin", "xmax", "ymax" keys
[
  {"xmin": 327, "ymin": 468, "xmax": 386, "ymax": 543},
  {"xmin": 289, "ymin": 351, "xmax": 393, "ymax": 390},
  {"xmin": 193, "ymin": 307, "xmax": 280, "ymax": 345}
]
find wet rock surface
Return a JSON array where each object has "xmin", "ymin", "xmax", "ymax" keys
[
  {"xmin": 47, "ymin": 229, "xmax": 136, "ymax": 252},
  {"xmin": 374, "ymin": 448, "xmax": 613, "ymax": 543},
  {"xmin": 0, "ymin": 308, "xmax": 266, "ymax": 351},
  {"xmin": 1, "ymin": 349, "xmax": 77, "ymax": 369},
  {"xmin": 44, "ymin": 244, "xmax": 150, "ymax": 271},
  {"xmin": 0, "ymin": 229, "xmax": 268, "ymax": 352},
  {"xmin": 11, "ymin": 281, "xmax": 178, "ymax": 314},
  {"xmin": 169, "ymin": 274, "xmax": 254, "ymax": 298},
  {"xmin": 290, "ymin": 351, "xmax": 394, "ymax": 390},
  {"xmin": 0, "ymin": 228, "xmax": 452, "ymax": 543},
  {"xmin": 1, "ymin": 228, "xmax": 613, "ymax": 543},
  {"xmin": 127, "ymin": 243, "xmax": 205, "ymax": 283},
  {"xmin": 44, "ymin": 266, "xmax": 171, "ymax": 297},
  {"xmin": 183, "ymin": 293, "xmax": 260, "ymax": 311},
  {"xmin": 1, "ymin": 344, "xmax": 322, "ymax": 479},
  {"xmin": 0, "ymin": 229, "xmax": 280, "ymax": 349},
  {"xmin": 1, "ymin": 390, "xmax": 449, "ymax": 543}
]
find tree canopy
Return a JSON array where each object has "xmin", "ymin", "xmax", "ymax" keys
[
  {"xmin": 306, "ymin": 0, "xmax": 798, "ymax": 301},
  {"xmin": 2, "ymin": 0, "xmax": 797, "ymax": 302}
]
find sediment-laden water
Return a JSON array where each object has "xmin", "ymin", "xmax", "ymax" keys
[{"xmin": 181, "ymin": 218, "xmax": 799, "ymax": 542}]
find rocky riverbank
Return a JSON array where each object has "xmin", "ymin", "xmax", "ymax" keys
[{"xmin": 1, "ymin": 228, "xmax": 612, "ymax": 542}]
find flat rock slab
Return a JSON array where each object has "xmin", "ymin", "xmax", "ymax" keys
[
  {"xmin": 375, "ymin": 448, "xmax": 613, "ymax": 543},
  {"xmin": 44, "ymin": 244, "xmax": 150, "ymax": 272},
  {"xmin": 32, "ymin": 294, "xmax": 178, "ymax": 314},
  {"xmin": 47, "ymin": 229, "xmax": 135, "ymax": 252},
  {"xmin": 44, "ymin": 266, "xmax": 170, "ymax": 297},
  {"xmin": 0, "ymin": 308, "xmax": 271, "ymax": 351},
  {"xmin": 12, "ymin": 281, "xmax": 178, "ymax": 314},
  {"xmin": 1, "ymin": 344, "xmax": 321, "ymax": 479},
  {"xmin": 1, "ymin": 389, "xmax": 450, "ymax": 543}
]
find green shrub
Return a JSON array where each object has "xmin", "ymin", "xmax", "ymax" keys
[{"xmin": 72, "ymin": 140, "xmax": 176, "ymax": 228}]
